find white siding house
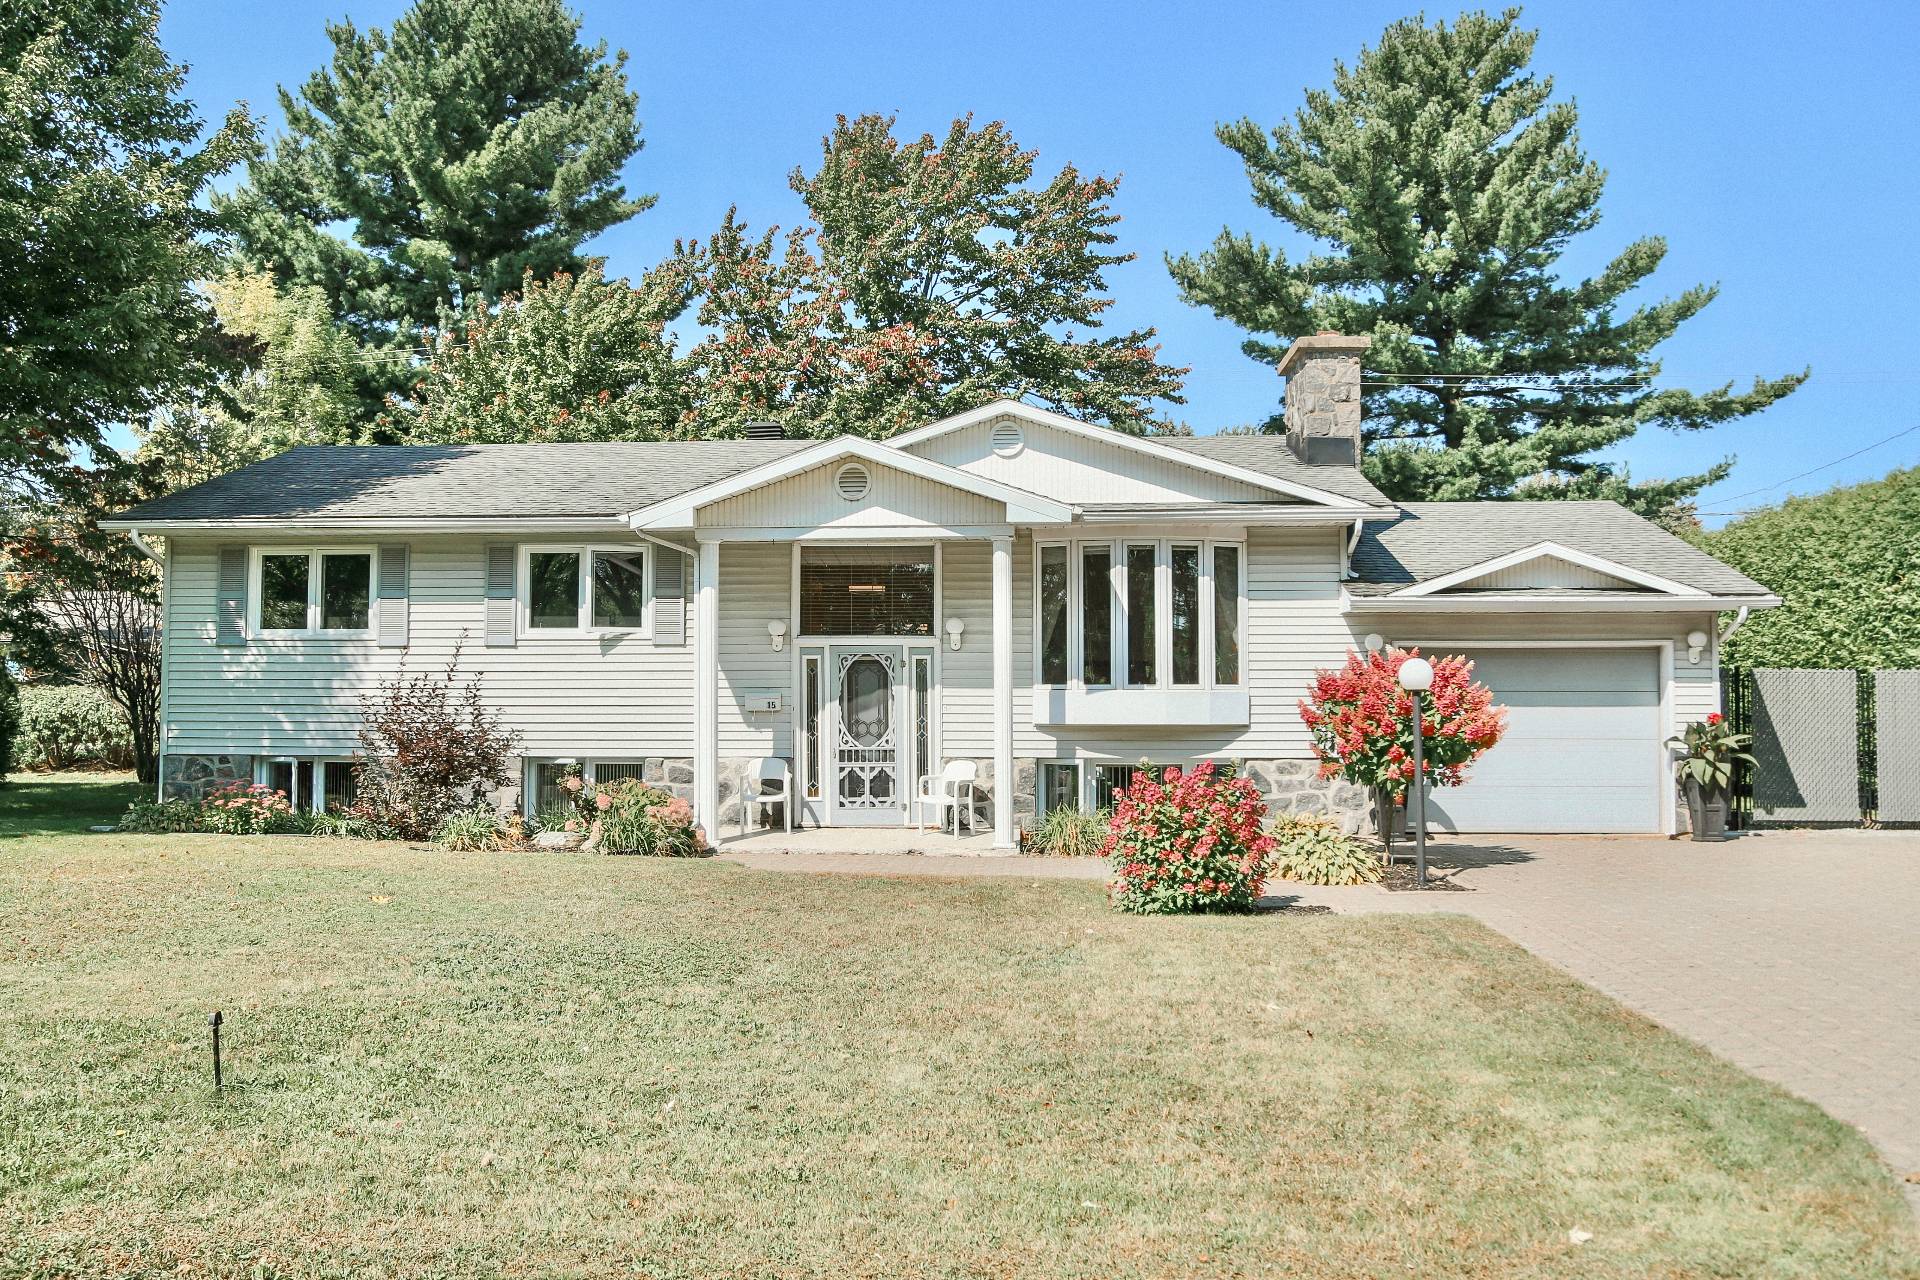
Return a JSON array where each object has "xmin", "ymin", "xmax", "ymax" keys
[{"xmin": 107, "ymin": 335, "xmax": 1778, "ymax": 843}]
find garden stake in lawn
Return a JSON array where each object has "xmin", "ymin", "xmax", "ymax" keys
[{"xmin": 209, "ymin": 1010, "xmax": 222, "ymax": 1090}]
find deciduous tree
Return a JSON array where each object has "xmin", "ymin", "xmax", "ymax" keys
[{"xmin": 1169, "ymin": 8, "xmax": 1803, "ymax": 518}]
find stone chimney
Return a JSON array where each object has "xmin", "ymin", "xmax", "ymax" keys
[{"xmin": 1277, "ymin": 332, "xmax": 1371, "ymax": 466}]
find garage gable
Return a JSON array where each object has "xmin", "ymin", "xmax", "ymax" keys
[{"xmin": 1397, "ymin": 542, "xmax": 1706, "ymax": 598}]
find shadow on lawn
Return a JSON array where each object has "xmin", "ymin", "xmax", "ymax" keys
[{"xmin": 0, "ymin": 772, "xmax": 144, "ymax": 838}]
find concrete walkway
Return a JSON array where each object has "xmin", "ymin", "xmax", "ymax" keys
[{"xmin": 721, "ymin": 828, "xmax": 1920, "ymax": 1201}]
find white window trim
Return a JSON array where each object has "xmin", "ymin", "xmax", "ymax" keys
[
  {"xmin": 255, "ymin": 756, "xmax": 358, "ymax": 813},
  {"xmin": 249, "ymin": 546, "xmax": 376, "ymax": 639},
  {"xmin": 1032, "ymin": 537, "xmax": 1246, "ymax": 694},
  {"xmin": 518, "ymin": 543, "xmax": 653, "ymax": 639}
]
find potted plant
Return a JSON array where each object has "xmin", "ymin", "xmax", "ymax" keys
[
  {"xmin": 1667, "ymin": 712, "xmax": 1754, "ymax": 841},
  {"xmin": 1299, "ymin": 647, "xmax": 1507, "ymax": 852}
]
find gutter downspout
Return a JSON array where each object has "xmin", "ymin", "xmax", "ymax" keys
[
  {"xmin": 127, "ymin": 529, "xmax": 164, "ymax": 563},
  {"xmin": 1718, "ymin": 605, "xmax": 1751, "ymax": 646},
  {"xmin": 1343, "ymin": 518, "xmax": 1363, "ymax": 580}
]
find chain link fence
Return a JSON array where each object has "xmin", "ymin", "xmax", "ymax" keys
[{"xmin": 1721, "ymin": 667, "xmax": 1918, "ymax": 828}]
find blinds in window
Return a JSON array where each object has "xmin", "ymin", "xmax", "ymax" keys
[{"xmin": 798, "ymin": 546, "xmax": 934, "ymax": 636}]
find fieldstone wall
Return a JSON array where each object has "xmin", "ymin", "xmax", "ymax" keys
[
  {"xmin": 160, "ymin": 753, "xmax": 254, "ymax": 801},
  {"xmin": 1239, "ymin": 759, "xmax": 1371, "ymax": 835},
  {"xmin": 941, "ymin": 757, "xmax": 1033, "ymax": 834}
]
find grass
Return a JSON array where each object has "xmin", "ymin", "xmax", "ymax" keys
[
  {"xmin": 1, "ymin": 781, "xmax": 1914, "ymax": 1278},
  {"xmin": 0, "ymin": 769, "xmax": 145, "ymax": 836}
]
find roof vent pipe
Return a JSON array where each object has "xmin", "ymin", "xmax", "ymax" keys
[{"xmin": 744, "ymin": 420, "xmax": 787, "ymax": 440}]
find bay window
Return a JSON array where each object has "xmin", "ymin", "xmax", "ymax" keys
[
  {"xmin": 1033, "ymin": 537, "xmax": 1246, "ymax": 691},
  {"xmin": 253, "ymin": 548, "xmax": 372, "ymax": 635},
  {"xmin": 520, "ymin": 545, "xmax": 651, "ymax": 636}
]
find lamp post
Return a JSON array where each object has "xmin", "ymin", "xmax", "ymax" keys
[{"xmin": 1397, "ymin": 657, "xmax": 1434, "ymax": 887}]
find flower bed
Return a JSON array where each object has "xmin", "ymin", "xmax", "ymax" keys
[{"xmin": 1103, "ymin": 762, "xmax": 1273, "ymax": 915}]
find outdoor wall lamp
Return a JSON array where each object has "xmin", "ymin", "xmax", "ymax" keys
[
  {"xmin": 1686, "ymin": 630, "xmax": 1709, "ymax": 665},
  {"xmin": 767, "ymin": 620, "xmax": 788, "ymax": 653},
  {"xmin": 1363, "ymin": 633, "xmax": 1385, "ymax": 653},
  {"xmin": 946, "ymin": 617, "xmax": 966, "ymax": 651}
]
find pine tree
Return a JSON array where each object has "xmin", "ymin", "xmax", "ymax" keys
[
  {"xmin": 674, "ymin": 115, "xmax": 1186, "ymax": 437},
  {"xmin": 220, "ymin": 0, "xmax": 650, "ymax": 403},
  {"xmin": 1168, "ymin": 8, "xmax": 1805, "ymax": 516}
]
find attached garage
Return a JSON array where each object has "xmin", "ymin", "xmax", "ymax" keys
[{"xmin": 1424, "ymin": 647, "xmax": 1666, "ymax": 834}]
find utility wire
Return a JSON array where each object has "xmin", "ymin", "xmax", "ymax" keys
[{"xmin": 1698, "ymin": 421, "xmax": 1920, "ymax": 513}]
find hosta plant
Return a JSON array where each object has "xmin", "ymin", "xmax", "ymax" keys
[
  {"xmin": 1266, "ymin": 814, "xmax": 1382, "ymax": 886},
  {"xmin": 1104, "ymin": 762, "xmax": 1273, "ymax": 915}
]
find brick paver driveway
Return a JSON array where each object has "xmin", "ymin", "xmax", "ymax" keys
[{"xmin": 728, "ymin": 828, "xmax": 1920, "ymax": 1200}]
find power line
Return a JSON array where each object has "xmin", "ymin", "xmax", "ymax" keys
[{"xmin": 1698, "ymin": 421, "xmax": 1920, "ymax": 513}]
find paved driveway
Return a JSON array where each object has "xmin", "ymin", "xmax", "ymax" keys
[{"xmin": 726, "ymin": 828, "xmax": 1920, "ymax": 1199}]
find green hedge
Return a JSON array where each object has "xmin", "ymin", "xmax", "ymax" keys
[
  {"xmin": 15, "ymin": 686, "xmax": 135, "ymax": 772},
  {"xmin": 0, "ymin": 665, "xmax": 19, "ymax": 782}
]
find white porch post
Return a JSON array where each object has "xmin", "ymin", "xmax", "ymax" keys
[
  {"xmin": 695, "ymin": 538, "xmax": 721, "ymax": 843},
  {"xmin": 991, "ymin": 534, "xmax": 1015, "ymax": 848}
]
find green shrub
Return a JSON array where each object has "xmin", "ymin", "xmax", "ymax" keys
[
  {"xmin": 1026, "ymin": 806, "xmax": 1109, "ymax": 857},
  {"xmin": 0, "ymin": 664, "xmax": 18, "ymax": 782},
  {"xmin": 592, "ymin": 778, "xmax": 702, "ymax": 856},
  {"xmin": 432, "ymin": 805, "xmax": 505, "ymax": 851},
  {"xmin": 1266, "ymin": 814, "xmax": 1382, "ymax": 886},
  {"xmin": 118, "ymin": 796, "xmax": 202, "ymax": 834},
  {"xmin": 308, "ymin": 810, "xmax": 396, "ymax": 840},
  {"xmin": 17, "ymin": 686, "xmax": 134, "ymax": 771}
]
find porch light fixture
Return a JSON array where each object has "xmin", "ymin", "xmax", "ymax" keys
[
  {"xmin": 1363, "ymin": 633, "xmax": 1385, "ymax": 653},
  {"xmin": 945, "ymin": 617, "xmax": 966, "ymax": 651},
  {"xmin": 767, "ymin": 619, "xmax": 788, "ymax": 652},
  {"xmin": 1397, "ymin": 657, "xmax": 1435, "ymax": 887},
  {"xmin": 1686, "ymin": 629, "xmax": 1709, "ymax": 664}
]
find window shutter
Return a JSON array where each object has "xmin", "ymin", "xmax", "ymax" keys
[
  {"xmin": 216, "ymin": 546, "xmax": 247, "ymax": 646},
  {"xmin": 485, "ymin": 545, "xmax": 516, "ymax": 647},
  {"xmin": 653, "ymin": 548, "xmax": 686, "ymax": 646},
  {"xmin": 376, "ymin": 544, "xmax": 410, "ymax": 648}
]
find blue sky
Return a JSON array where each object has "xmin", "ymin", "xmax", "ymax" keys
[{"xmin": 154, "ymin": 0, "xmax": 1920, "ymax": 523}]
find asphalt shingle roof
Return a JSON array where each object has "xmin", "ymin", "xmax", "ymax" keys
[
  {"xmin": 107, "ymin": 441, "xmax": 816, "ymax": 523},
  {"xmin": 1348, "ymin": 502, "xmax": 1772, "ymax": 597},
  {"xmin": 1163, "ymin": 434, "xmax": 1391, "ymax": 506}
]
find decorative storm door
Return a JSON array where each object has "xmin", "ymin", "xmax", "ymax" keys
[{"xmin": 830, "ymin": 647, "xmax": 905, "ymax": 825}]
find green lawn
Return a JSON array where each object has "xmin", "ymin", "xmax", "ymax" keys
[{"xmin": 1, "ymin": 780, "xmax": 1913, "ymax": 1278}]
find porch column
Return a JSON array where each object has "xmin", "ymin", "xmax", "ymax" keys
[
  {"xmin": 694, "ymin": 538, "xmax": 720, "ymax": 843},
  {"xmin": 991, "ymin": 534, "xmax": 1015, "ymax": 848}
]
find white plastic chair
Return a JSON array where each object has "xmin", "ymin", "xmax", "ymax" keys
[
  {"xmin": 916, "ymin": 760, "xmax": 978, "ymax": 834},
  {"xmin": 740, "ymin": 757, "xmax": 793, "ymax": 834}
]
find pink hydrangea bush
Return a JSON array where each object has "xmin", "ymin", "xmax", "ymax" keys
[
  {"xmin": 1298, "ymin": 647, "xmax": 1506, "ymax": 799},
  {"xmin": 1103, "ymin": 762, "xmax": 1274, "ymax": 915},
  {"xmin": 197, "ymin": 782, "xmax": 298, "ymax": 835},
  {"xmin": 553, "ymin": 769, "xmax": 706, "ymax": 856}
]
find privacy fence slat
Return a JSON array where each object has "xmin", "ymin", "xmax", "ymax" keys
[
  {"xmin": 1874, "ymin": 670, "xmax": 1920, "ymax": 823},
  {"xmin": 1748, "ymin": 668, "xmax": 1861, "ymax": 826}
]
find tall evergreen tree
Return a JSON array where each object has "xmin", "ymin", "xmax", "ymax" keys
[
  {"xmin": 220, "ymin": 0, "xmax": 650, "ymax": 404},
  {"xmin": 674, "ymin": 114, "xmax": 1186, "ymax": 437},
  {"xmin": 1168, "ymin": 8, "xmax": 1805, "ymax": 516}
]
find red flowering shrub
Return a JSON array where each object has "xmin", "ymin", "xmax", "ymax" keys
[
  {"xmin": 1103, "ymin": 762, "xmax": 1274, "ymax": 915},
  {"xmin": 1298, "ymin": 647, "xmax": 1506, "ymax": 798}
]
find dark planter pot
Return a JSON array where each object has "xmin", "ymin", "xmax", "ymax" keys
[
  {"xmin": 1683, "ymin": 778, "xmax": 1730, "ymax": 842},
  {"xmin": 1373, "ymin": 787, "xmax": 1406, "ymax": 843}
]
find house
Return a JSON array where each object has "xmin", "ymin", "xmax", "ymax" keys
[{"xmin": 101, "ymin": 334, "xmax": 1778, "ymax": 844}]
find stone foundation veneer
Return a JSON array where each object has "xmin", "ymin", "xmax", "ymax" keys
[{"xmin": 161, "ymin": 753, "xmax": 255, "ymax": 801}]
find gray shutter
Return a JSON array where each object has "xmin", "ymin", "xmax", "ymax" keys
[
  {"xmin": 484, "ymin": 545, "xmax": 516, "ymax": 647},
  {"xmin": 216, "ymin": 546, "xmax": 247, "ymax": 646},
  {"xmin": 376, "ymin": 544, "xmax": 409, "ymax": 648},
  {"xmin": 652, "ymin": 548, "xmax": 686, "ymax": 646}
]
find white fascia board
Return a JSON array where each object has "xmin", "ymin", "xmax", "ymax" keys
[
  {"xmin": 884, "ymin": 399, "xmax": 1375, "ymax": 512},
  {"xmin": 628, "ymin": 434, "xmax": 1075, "ymax": 531},
  {"xmin": 1347, "ymin": 593, "xmax": 1781, "ymax": 613},
  {"xmin": 1075, "ymin": 505, "xmax": 1394, "ymax": 526},
  {"xmin": 1392, "ymin": 541, "xmax": 1708, "ymax": 598}
]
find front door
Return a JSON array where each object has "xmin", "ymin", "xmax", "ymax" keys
[{"xmin": 830, "ymin": 646, "xmax": 905, "ymax": 826}]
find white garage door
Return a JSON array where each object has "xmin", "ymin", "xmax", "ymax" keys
[{"xmin": 1424, "ymin": 648, "xmax": 1664, "ymax": 834}]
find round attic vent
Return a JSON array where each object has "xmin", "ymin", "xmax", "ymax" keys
[
  {"xmin": 990, "ymin": 419, "xmax": 1025, "ymax": 458},
  {"xmin": 835, "ymin": 462, "xmax": 871, "ymax": 502}
]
